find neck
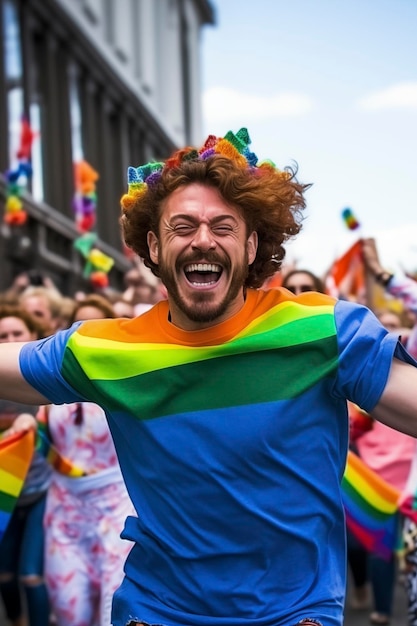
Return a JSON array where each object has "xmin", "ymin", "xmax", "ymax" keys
[{"xmin": 167, "ymin": 291, "xmax": 247, "ymax": 331}]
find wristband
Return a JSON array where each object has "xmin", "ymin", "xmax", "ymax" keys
[{"xmin": 375, "ymin": 271, "xmax": 394, "ymax": 287}]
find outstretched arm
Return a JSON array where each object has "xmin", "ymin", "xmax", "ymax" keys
[
  {"xmin": 372, "ymin": 358, "xmax": 417, "ymax": 437},
  {"xmin": 0, "ymin": 342, "xmax": 50, "ymax": 405}
]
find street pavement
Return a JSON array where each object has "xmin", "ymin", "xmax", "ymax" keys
[{"xmin": 345, "ymin": 574, "xmax": 408, "ymax": 625}]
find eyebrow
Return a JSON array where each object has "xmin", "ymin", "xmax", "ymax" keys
[{"xmin": 169, "ymin": 213, "xmax": 239, "ymax": 225}]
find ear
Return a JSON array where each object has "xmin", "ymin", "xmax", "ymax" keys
[
  {"xmin": 247, "ymin": 231, "xmax": 258, "ymax": 265},
  {"xmin": 147, "ymin": 231, "xmax": 159, "ymax": 265}
]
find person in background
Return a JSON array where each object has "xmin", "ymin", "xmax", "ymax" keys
[
  {"xmin": 112, "ymin": 299, "xmax": 136, "ymax": 318},
  {"xmin": 350, "ymin": 308, "xmax": 416, "ymax": 625},
  {"xmin": 33, "ymin": 294, "xmax": 135, "ymax": 626},
  {"xmin": 56, "ymin": 296, "xmax": 76, "ymax": 330},
  {"xmin": 2, "ymin": 270, "xmax": 59, "ymax": 304},
  {"xmin": 121, "ymin": 259, "xmax": 166, "ymax": 315},
  {"xmin": 69, "ymin": 293, "xmax": 115, "ymax": 321},
  {"xmin": 74, "ymin": 290, "xmax": 138, "ymax": 318},
  {"xmin": 19, "ymin": 286, "xmax": 64, "ymax": 336},
  {"xmin": 376, "ymin": 309, "xmax": 411, "ymax": 335},
  {"xmin": 282, "ymin": 268, "xmax": 326, "ymax": 294},
  {"xmin": 282, "ymin": 263, "xmax": 377, "ymax": 615},
  {"xmin": 362, "ymin": 237, "xmax": 417, "ymax": 626},
  {"xmin": 2, "ymin": 128, "xmax": 417, "ymax": 626},
  {"xmin": 362, "ymin": 237, "xmax": 417, "ymax": 360},
  {"xmin": 0, "ymin": 304, "xmax": 51, "ymax": 626}
]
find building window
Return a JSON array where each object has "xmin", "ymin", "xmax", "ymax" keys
[
  {"xmin": 3, "ymin": 0, "xmax": 24, "ymax": 167},
  {"xmin": 29, "ymin": 99, "xmax": 43, "ymax": 201},
  {"xmin": 68, "ymin": 62, "xmax": 84, "ymax": 162}
]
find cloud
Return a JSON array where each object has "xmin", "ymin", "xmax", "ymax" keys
[
  {"xmin": 357, "ymin": 81, "xmax": 417, "ymax": 111},
  {"xmin": 203, "ymin": 87, "xmax": 313, "ymax": 124}
]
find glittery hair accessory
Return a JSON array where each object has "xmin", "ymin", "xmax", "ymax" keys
[{"xmin": 122, "ymin": 128, "xmax": 284, "ymax": 210}]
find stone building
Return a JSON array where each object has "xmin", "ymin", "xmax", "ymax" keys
[{"xmin": 0, "ymin": 0, "xmax": 214, "ymax": 294}]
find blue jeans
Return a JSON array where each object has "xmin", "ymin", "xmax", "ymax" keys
[
  {"xmin": 0, "ymin": 493, "xmax": 50, "ymax": 626},
  {"xmin": 369, "ymin": 551, "xmax": 396, "ymax": 615},
  {"xmin": 0, "ymin": 492, "xmax": 47, "ymax": 576}
]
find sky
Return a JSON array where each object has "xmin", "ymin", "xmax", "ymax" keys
[{"xmin": 200, "ymin": 0, "xmax": 417, "ymax": 278}]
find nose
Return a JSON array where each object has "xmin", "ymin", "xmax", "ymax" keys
[{"xmin": 191, "ymin": 224, "xmax": 216, "ymax": 252}]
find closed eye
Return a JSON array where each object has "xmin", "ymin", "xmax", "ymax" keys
[
  {"xmin": 173, "ymin": 224, "xmax": 195, "ymax": 234},
  {"xmin": 212, "ymin": 225, "xmax": 234, "ymax": 234}
]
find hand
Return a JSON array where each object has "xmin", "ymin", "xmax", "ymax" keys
[
  {"xmin": 0, "ymin": 414, "xmax": 18, "ymax": 430},
  {"xmin": 1, "ymin": 413, "xmax": 37, "ymax": 438},
  {"xmin": 361, "ymin": 238, "xmax": 384, "ymax": 276}
]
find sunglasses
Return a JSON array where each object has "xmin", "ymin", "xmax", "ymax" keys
[{"xmin": 285, "ymin": 284, "xmax": 315, "ymax": 294}]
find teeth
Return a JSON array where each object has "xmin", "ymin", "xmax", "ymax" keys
[
  {"xmin": 191, "ymin": 281, "xmax": 218, "ymax": 286},
  {"xmin": 185, "ymin": 263, "xmax": 221, "ymax": 273}
]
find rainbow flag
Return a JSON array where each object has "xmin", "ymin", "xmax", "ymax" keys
[
  {"xmin": 36, "ymin": 428, "xmax": 85, "ymax": 477},
  {"xmin": 36, "ymin": 407, "xmax": 86, "ymax": 477},
  {"xmin": 342, "ymin": 450, "xmax": 401, "ymax": 559},
  {"xmin": 0, "ymin": 422, "xmax": 85, "ymax": 544},
  {"xmin": 0, "ymin": 429, "xmax": 35, "ymax": 543}
]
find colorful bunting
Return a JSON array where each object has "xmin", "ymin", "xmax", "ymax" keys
[
  {"xmin": 3, "ymin": 118, "xmax": 38, "ymax": 227},
  {"xmin": 73, "ymin": 231, "xmax": 114, "ymax": 286},
  {"xmin": 72, "ymin": 160, "xmax": 114, "ymax": 287},
  {"xmin": 73, "ymin": 160, "xmax": 99, "ymax": 234}
]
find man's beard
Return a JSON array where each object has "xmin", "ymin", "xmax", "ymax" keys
[{"xmin": 158, "ymin": 251, "xmax": 249, "ymax": 324}]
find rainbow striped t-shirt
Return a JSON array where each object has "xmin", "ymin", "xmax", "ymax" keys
[{"xmin": 20, "ymin": 287, "xmax": 403, "ymax": 626}]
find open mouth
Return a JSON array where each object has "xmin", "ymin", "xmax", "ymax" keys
[{"xmin": 184, "ymin": 263, "xmax": 223, "ymax": 286}]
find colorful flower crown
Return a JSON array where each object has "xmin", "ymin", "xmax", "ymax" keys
[{"xmin": 121, "ymin": 128, "xmax": 282, "ymax": 210}]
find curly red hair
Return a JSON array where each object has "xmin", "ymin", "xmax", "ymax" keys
[{"xmin": 120, "ymin": 153, "xmax": 310, "ymax": 289}]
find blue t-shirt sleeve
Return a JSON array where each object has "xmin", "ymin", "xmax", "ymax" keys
[
  {"xmin": 19, "ymin": 323, "xmax": 87, "ymax": 405},
  {"xmin": 333, "ymin": 299, "xmax": 417, "ymax": 413}
]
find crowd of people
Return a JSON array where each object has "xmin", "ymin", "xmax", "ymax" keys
[
  {"xmin": 0, "ymin": 128, "xmax": 417, "ymax": 626},
  {"xmin": 0, "ymin": 263, "xmax": 164, "ymax": 626},
  {"xmin": 281, "ymin": 244, "xmax": 417, "ymax": 625}
]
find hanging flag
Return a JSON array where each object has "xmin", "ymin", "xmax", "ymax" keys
[
  {"xmin": 0, "ymin": 429, "xmax": 35, "ymax": 543},
  {"xmin": 342, "ymin": 450, "xmax": 401, "ymax": 560}
]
